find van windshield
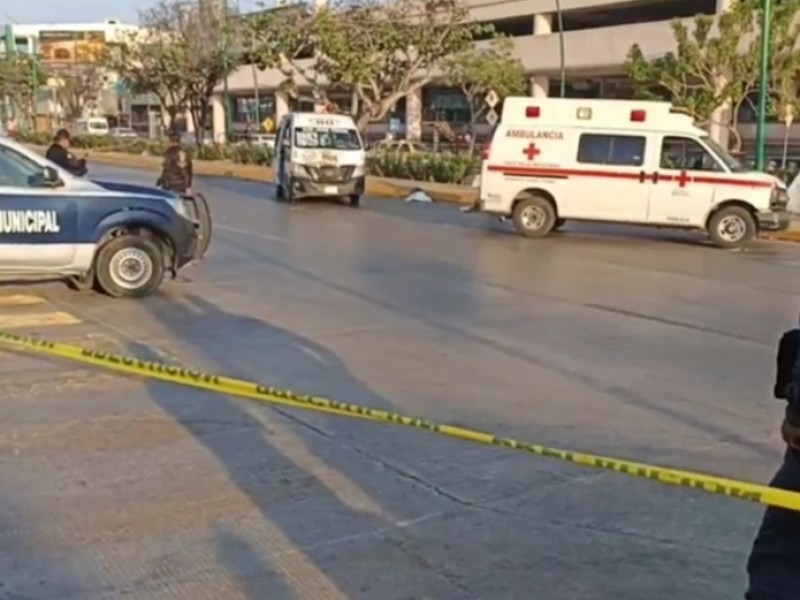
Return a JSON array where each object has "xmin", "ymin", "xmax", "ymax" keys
[
  {"xmin": 702, "ymin": 136, "xmax": 746, "ymax": 172},
  {"xmin": 294, "ymin": 127, "xmax": 361, "ymax": 150}
]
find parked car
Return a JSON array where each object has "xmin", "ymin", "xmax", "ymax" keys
[
  {"xmin": 242, "ymin": 133, "xmax": 276, "ymax": 149},
  {"xmin": 109, "ymin": 127, "xmax": 138, "ymax": 139}
]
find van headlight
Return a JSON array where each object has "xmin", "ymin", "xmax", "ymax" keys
[{"xmin": 353, "ymin": 164, "xmax": 366, "ymax": 177}]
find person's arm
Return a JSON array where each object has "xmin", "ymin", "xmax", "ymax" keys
[{"xmin": 185, "ymin": 152, "xmax": 193, "ymax": 190}]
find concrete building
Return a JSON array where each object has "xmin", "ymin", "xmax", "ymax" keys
[
  {"xmin": 0, "ymin": 19, "xmax": 139, "ymax": 125},
  {"xmin": 215, "ymin": 0, "xmax": 792, "ymax": 157}
]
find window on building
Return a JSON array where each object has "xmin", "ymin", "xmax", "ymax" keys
[
  {"xmin": 422, "ymin": 88, "xmax": 470, "ymax": 123},
  {"xmin": 473, "ymin": 16, "xmax": 533, "ymax": 40},
  {"xmin": 557, "ymin": 0, "xmax": 717, "ymax": 32},
  {"xmin": 577, "ymin": 134, "xmax": 646, "ymax": 166},
  {"xmin": 231, "ymin": 96, "xmax": 276, "ymax": 123}
]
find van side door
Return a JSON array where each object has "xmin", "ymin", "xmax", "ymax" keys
[
  {"xmin": 646, "ymin": 136, "xmax": 720, "ymax": 226},
  {"xmin": 569, "ymin": 132, "xmax": 651, "ymax": 222}
]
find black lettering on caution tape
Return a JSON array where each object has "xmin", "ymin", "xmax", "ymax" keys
[
  {"xmin": 0, "ymin": 331, "xmax": 56, "ymax": 350},
  {"xmin": 80, "ymin": 349, "xmax": 221, "ymax": 385}
]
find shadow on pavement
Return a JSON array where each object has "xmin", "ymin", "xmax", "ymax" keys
[
  {"xmin": 219, "ymin": 232, "xmax": 777, "ymax": 462},
  {"xmin": 129, "ymin": 292, "xmax": 456, "ymax": 598}
]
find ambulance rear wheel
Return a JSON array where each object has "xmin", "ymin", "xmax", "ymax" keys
[
  {"xmin": 512, "ymin": 196, "xmax": 556, "ymax": 238},
  {"xmin": 95, "ymin": 235, "xmax": 165, "ymax": 298},
  {"xmin": 707, "ymin": 206, "xmax": 756, "ymax": 249}
]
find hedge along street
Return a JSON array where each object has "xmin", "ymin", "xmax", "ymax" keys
[{"xmin": 24, "ymin": 144, "xmax": 479, "ymax": 205}]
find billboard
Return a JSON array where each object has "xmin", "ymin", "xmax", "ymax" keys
[{"xmin": 39, "ymin": 30, "xmax": 106, "ymax": 63}]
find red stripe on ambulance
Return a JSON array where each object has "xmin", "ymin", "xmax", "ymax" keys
[{"xmin": 487, "ymin": 165, "xmax": 774, "ymax": 188}]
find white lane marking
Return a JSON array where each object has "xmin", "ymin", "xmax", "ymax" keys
[
  {"xmin": 0, "ymin": 294, "xmax": 44, "ymax": 306},
  {"xmin": 216, "ymin": 223, "xmax": 288, "ymax": 243},
  {"xmin": 0, "ymin": 311, "xmax": 81, "ymax": 328}
]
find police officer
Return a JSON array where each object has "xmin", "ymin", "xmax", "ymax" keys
[
  {"xmin": 156, "ymin": 131, "xmax": 193, "ymax": 195},
  {"xmin": 746, "ymin": 324, "xmax": 800, "ymax": 599},
  {"xmin": 45, "ymin": 129, "xmax": 87, "ymax": 177}
]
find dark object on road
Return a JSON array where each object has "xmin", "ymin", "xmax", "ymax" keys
[
  {"xmin": 156, "ymin": 132, "xmax": 193, "ymax": 193},
  {"xmin": 746, "ymin": 326, "xmax": 800, "ymax": 599},
  {"xmin": 45, "ymin": 129, "xmax": 87, "ymax": 177}
]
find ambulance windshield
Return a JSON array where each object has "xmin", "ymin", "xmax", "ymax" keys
[{"xmin": 702, "ymin": 136, "xmax": 746, "ymax": 172}]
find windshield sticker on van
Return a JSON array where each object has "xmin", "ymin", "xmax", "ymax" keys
[{"xmin": 505, "ymin": 130, "xmax": 563, "ymax": 140}]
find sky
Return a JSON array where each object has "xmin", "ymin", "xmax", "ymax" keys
[{"xmin": 2, "ymin": 0, "xmax": 266, "ymax": 25}]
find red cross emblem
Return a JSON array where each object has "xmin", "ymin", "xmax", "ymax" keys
[
  {"xmin": 677, "ymin": 170, "xmax": 690, "ymax": 187},
  {"xmin": 523, "ymin": 143, "xmax": 540, "ymax": 161}
]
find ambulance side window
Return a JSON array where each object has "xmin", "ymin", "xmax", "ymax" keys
[
  {"xmin": 660, "ymin": 137, "xmax": 722, "ymax": 172},
  {"xmin": 576, "ymin": 134, "xmax": 645, "ymax": 167}
]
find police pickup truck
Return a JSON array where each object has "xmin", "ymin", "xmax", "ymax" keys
[{"xmin": 0, "ymin": 137, "xmax": 207, "ymax": 298}]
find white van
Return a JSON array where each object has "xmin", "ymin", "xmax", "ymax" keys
[
  {"xmin": 272, "ymin": 112, "xmax": 366, "ymax": 207},
  {"xmin": 75, "ymin": 117, "xmax": 110, "ymax": 136},
  {"xmin": 472, "ymin": 98, "xmax": 789, "ymax": 248}
]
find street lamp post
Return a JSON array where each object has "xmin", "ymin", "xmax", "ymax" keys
[
  {"xmin": 754, "ymin": 0, "xmax": 772, "ymax": 171},
  {"xmin": 555, "ymin": 0, "xmax": 566, "ymax": 98}
]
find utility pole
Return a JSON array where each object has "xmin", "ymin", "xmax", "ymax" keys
[
  {"xmin": 554, "ymin": 0, "xmax": 566, "ymax": 98},
  {"xmin": 754, "ymin": 0, "xmax": 772, "ymax": 171}
]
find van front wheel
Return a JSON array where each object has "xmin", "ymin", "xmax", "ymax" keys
[
  {"xmin": 707, "ymin": 206, "xmax": 756, "ymax": 249},
  {"xmin": 512, "ymin": 196, "xmax": 556, "ymax": 238}
]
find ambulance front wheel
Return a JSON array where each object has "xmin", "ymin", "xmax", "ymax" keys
[
  {"xmin": 707, "ymin": 206, "xmax": 756, "ymax": 249},
  {"xmin": 512, "ymin": 196, "xmax": 557, "ymax": 238}
]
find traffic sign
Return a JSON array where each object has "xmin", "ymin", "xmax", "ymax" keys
[
  {"xmin": 484, "ymin": 90, "xmax": 499, "ymax": 108},
  {"xmin": 261, "ymin": 117, "xmax": 274, "ymax": 132},
  {"xmin": 485, "ymin": 109, "xmax": 498, "ymax": 126}
]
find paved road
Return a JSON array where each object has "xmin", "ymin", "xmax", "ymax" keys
[{"xmin": 2, "ymin": 164, "xmax": 800, "ymax": 599}]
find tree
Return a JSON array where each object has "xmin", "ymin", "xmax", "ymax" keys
[
  {"xmin": 247, "ymin": 0, "xmax": 486, "ymax": 131},
  {"xmin": 51, "ymin": 60, "xmax": 105, "ymax": 120},
  {"xmin": 626, "ymin": 0, "xmax": 800, "ymax": 152},
  {"xmin": 106, "ymin": 0, "xmax": 239, "ymax": 143},
  {"xmin": 243, "ymin": 4, "xmax": 324, "ymax": 108},
  {"xmin": 443, "ymin": 36, "xmax": 526, "ymax": 148},
  {"xmin": 0, "ymin": 54, "xmax": 46, "ymax": 127}
]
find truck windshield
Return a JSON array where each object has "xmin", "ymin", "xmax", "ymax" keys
[
  {"xmin": 702, "ymin": 136, "xmax": 747, "ymax": 172},
  {"xmin": 294, "ymin": 127, "xmax": 361, "ymax": 150}
]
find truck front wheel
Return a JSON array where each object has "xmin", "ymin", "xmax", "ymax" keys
[{"xmin": 95, "ymin": 235, "xmax": 165, "ymax": 298}]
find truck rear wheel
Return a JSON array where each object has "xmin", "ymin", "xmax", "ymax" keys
[
  {"xmin": 707, "ymin": 206, "xmax": 756, "ymax": 249},
  {"xmin": 95, "ymin": 235, "xmax": 165, "ymax": 298},
  {"xmin": 512, "ymin": 196, "xmax": 556, "ymax": 238}
]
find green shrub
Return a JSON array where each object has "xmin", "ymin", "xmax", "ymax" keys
[
  {"xmin": 18, "ymin": 131, "xmax": 477, "ymax": 184},
  {"xmin": 366, "ymin": 151, "xmax": 478, "ymax": 184}
]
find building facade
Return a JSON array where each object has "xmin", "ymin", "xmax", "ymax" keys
[
  {"xmin": 0, "ymin": 19, "xmax": 139, "ymax": 126},
  {"xmin": 215, "ymin": 0, "xmax": 794, "ymax": 156}
]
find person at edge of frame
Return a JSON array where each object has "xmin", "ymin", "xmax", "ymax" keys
[
  {"xmin": 156, "ymin": 131, "xmax": 193, "ymax": 195},
  {"xmin": 745, "ymin": 323, "xmax": 800, "ymax": 599},
  {"xmin": 45, "ymin": 129, "xmax": 88, "ymax": 177}
]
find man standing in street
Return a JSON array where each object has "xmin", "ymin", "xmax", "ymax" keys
[
  {"xmin": 45, "ymin": 129, "xmax": 87, "ymax": 177},
  {"xmin": 156, "ymin": 131, "xmax": 193, "ymax": 195},
  {"xmin": 746, "ymin": 326, "xmax": 800, "ymax": 599}
]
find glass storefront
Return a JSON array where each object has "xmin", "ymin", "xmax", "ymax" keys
[
  {"xmin": 231, "ymin": 95, "xmax": 276, "ymax": 124},
  {"xmin": 422, "ymin": 87, "xmax": 470, "ymax": 123}
]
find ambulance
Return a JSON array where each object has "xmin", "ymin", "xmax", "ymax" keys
[{"xmin": 472, "ymin": 98, "xmax": 790, "ymax": 248}]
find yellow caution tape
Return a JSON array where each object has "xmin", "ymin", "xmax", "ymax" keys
[{"xmin": 0, "ymin": 329, "xmax": 796, "ymax": 512}]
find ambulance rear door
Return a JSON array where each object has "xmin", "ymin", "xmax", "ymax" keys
[{"xmin": 566, "ymin": 129, "xmax": 654, "ymax": 223}]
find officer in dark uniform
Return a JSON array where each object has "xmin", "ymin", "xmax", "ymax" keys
[
  {"xmin": 45, "ymin": 129, "xmax": 87, "ymax": 177},
  {"xmin": 746, "ymin": 324, "xmax": 800, "ymax": 599},
  {"xmin": 156, "ymin": 131, "xmax": 193, "ymax": 195}
]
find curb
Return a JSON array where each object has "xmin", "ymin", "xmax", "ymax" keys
[{"xmin": 27, "ymin": 145, "xmax": 477, "ymax": 205}]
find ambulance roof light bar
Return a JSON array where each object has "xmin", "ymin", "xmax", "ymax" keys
[
  {"xmin": 630, "ymin": 109, "xmax": 647, "ymax": 122},
  {"xmin": 525, "ymin": 106, "xmax": 540, "ymax": 118}
]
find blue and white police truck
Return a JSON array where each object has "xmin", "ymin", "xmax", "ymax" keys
[{"xmin": 0, "ymin": 137, "xmax": 208, "ymax": 298}]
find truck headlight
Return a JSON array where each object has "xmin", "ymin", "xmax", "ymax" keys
[
  {"xmin": 353, "ymin": 164, "xmax": 365, "ymax": 177},
  {"xmin": 166, "ymin": 196, "xmax": 190, "ymax": 219}
]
